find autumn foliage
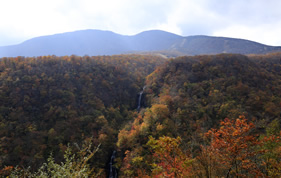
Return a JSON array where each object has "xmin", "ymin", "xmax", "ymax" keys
[
  {"xmin": 0, "ymin": 54, "xmax": 166, "ymax": 172},
  {"xmin": 119, "ymin": 116, "xmax": 281, "ymax": 177},
  {"xmin": 0, "ymin": 53, "xmax": 280, "ymax": 176},
  {"xmin": 147, "ymin": 136, "xmax": 193, "ymax": 177},
  {"xmin": 200, "ymin": 116, "xmax": 263, "ymax": 177}
]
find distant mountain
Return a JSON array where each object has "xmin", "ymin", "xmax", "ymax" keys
[{"xmin": 0, "ymin": 29, "xmax": 280, "ymax": 57}]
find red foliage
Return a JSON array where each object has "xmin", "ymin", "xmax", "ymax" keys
[{"xmin": 203, "ymin": 116, "xmax": 264, "ymax": 177}]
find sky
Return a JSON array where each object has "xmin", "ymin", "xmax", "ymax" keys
[{"xmin": 1, "ymin": 0, "xmax": 281, "ymax": 46}]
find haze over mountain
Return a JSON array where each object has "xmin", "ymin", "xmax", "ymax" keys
[{"xmin": 0, "ymin": 29, "xmax": 280, "ymax": 57}]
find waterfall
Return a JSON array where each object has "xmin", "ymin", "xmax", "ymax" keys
[
  {"xmin": 137, "ymin": 86, "xmax": 146, "ymax": 111},
  {"xmin": 137, "ymin": 91, "xmax": 143, "ymax": 111},
  {"xmin": 108, "ymin": 150, "xmax": 117, "ymax": 178}
]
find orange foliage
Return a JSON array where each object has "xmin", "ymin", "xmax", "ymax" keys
[
  {"xmin": 0, "ymin": 166, "xmax": 14, "ymax": 177},
  {"xmin": 202, "ymin": 116, "xmax": 264, "ymax": 177}
]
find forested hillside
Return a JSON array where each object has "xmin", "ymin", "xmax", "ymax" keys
[
  {"xmin": 0, "ymin": 53, "xmax": 280, "ymax": 177},
  {"xmin": 117, "ymin": 53, "xmax": 281, "ymax": 177},
  {"xmin": 0, "ymin": 54, "xmax": 166, "ymax": 176}
]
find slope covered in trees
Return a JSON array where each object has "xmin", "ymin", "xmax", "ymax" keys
[
  {"xmin": 117, "ymin": 53, "xmax": 281, "ymax": 177},
  {"xmin": 146, "ymin": 54, "xmax": 280, "ymax": 122},
  {"xmin": 0, "ymin": 53, "xmax": 280, "ymax": 177},
  {"xmin": 0, "ymin": 54, "xmax": 166, "ymax": 175}
]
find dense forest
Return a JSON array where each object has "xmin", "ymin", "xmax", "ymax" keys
[
  {"xmin": 0, "ymin": 53, "xmax": 280, "ymax": 177},
  {"xmin": 0, "ymin": 54, "xmax": 166, "ymax": 176},
  {"xmin": 117, "ymin": 53, "xmax": 281, "ymax": 177}
]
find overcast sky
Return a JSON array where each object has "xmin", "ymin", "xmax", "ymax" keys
[{"xmin": 0, "ymin": 0, "xmax": 281, "ymax": 46}]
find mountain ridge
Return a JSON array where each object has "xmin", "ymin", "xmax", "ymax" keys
[{"xmin": 0, "ymin": 29, "xmax": 280, "ymax": 57}]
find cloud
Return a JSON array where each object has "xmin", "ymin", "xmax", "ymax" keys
[
  {"xmin": 0, "ymin": 0, "xmax": 177, "ymax": 45},
  {"xmin": 71, "ymin": 0, "xmax": 176, "ymax": 34},
  {"xmin": 213, "ymin": 22, "xmax": 281, "ymax": 46},
  {"xmin": 207, "ymin": 0, "xmax": 281, "ymax": 45},
  {"xmin": 0, "ymin": 0, "xmax": 70, "ymax": 45},
  {"xmin": 0, "ymin": 0, "xmax": 281, "ymax": 46}
]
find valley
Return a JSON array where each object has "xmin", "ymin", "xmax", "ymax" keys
[{"xmin": 0, "ymin": 53, "xmax": 280, "ymax": 177}]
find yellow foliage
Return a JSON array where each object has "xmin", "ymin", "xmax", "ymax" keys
[{"xmin": 150, "ymin": 104, "xmax": 169, "ymax": 120}]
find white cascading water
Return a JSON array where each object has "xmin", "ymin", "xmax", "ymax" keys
[
  {"xmin": 137, "ymin": 86, "xmax": 146, "ymax": 111},
  {"xmin": 108, "ymin": 87, "xmax": 146, "ymax": 178},
  {"xmin": 109, "ymin": 150, "xmax": 117, "ymax": 178}
]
